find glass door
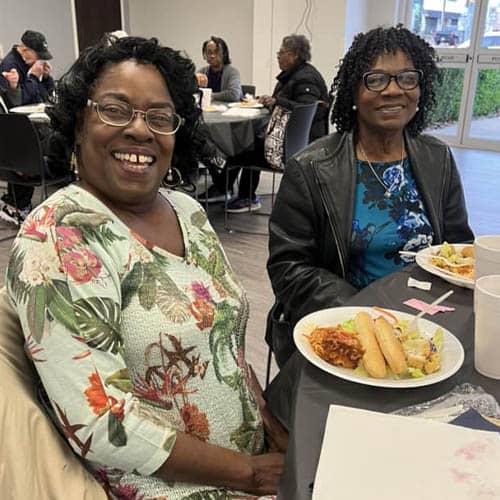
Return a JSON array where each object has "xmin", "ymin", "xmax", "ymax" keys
[{"xmin": 408, "ymin": 0, "xmax": 500, "ymax": 151}]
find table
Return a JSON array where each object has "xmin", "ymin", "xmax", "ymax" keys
[
  {"xmin": 202, "ymin": 103, "xmax": 269, "ymax": 157},
  {"xmin": 10, "ymin": 104, "xmax": 50, "ymax": 124},
  {"xmin": 265, "ymin": 264, "xmax": 500, "ymax": 500}
]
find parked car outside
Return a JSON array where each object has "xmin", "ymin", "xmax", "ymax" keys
[
  {"xmin": 434, "ymin": 31, "xmax": 458, "ymax": 46},
  {"xmin": 457, "ymin": 31, "xmax": 500, "ymax": 49}
]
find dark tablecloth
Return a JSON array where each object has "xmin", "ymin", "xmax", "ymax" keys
[
  {"xmin": 265, "ymin": 264, "xmax": 500, "ymax": 500},
  {"xmin": 203, "ymin": 104, "xmax": 269, "ymax": 157}
]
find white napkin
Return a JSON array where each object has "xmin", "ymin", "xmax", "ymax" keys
[
  {"xmin": 313, "ymin": 405, "xmax": 500, "ymax": 500},
  {"xmin": 221, "ymin": 107, "xmax": 260, "ymax": 118}
]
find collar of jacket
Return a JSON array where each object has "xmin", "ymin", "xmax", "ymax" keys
[
  {"xmin": 276, "ymin": 61, "xmax": 308, "ymax": 85},
  {"xmin": 295, "ymin": 130, "xmax": 449, "ymax": 276}
]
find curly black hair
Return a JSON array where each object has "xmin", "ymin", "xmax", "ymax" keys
[
  {"xmin": 202, "ymin": 36, "xmax": 231, "ymax": 65},
  {"xmin": 330, "ymin": 25, "xmax": 437, "ymax": 136},
  {"xmin": 282, "ymin": 34, "xmax": 311, "ymax": 63},
  {"xmin": 49, "ymin": 35, "xmax": 202, "ymax": 181}
]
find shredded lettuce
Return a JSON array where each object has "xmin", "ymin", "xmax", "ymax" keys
[
  {"xmin": 407, "ymin": 367, "xmax": 425, "ymax": 378},
  {"xmin": 432, "ymin": 328, "xmax": 444, "ymax": 352},
  {"xmin": 353, "ymin": 364, "xmax": 368, "ymax": 377},
  {"xmin": 341, "ymin": 319, "xmax": 356, "ymax": 333}
]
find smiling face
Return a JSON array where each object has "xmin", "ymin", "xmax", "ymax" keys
[
  {"xmin": 354, "ymin": 50, "xmax": 421, "ymax": 136},
  {"xmin": 204, "ymin": 41, "xmax": 223, "ymax": 71},
  {"xmin": 75, "ymin": 60, "xmax": 176, "ymax": 210}
]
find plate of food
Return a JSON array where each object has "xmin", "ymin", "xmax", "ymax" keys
[
  {"xmin": 294, "ymin": 306, "xmax": 464, "ymax": 388},
  {"xmin": 228, "ymin": 101, "xmax": 264, "ymax": 109},
  {"xmin": 415, "ymin": 243, "xmax": 474, "ymax": 289}
]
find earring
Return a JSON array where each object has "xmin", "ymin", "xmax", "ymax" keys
[
  {"xmin": 352, "ymin": 104, "xmax": 357, "ymax": 111},
  {"xmin": 416, "ymin": 106, "xmax": 420, "ymax": 112},
  {"xmin": 70, "ymin": 150, "xmax": 80, "ymax": 180},
  {"xmin": 163, "ymin": 166, "xmax": 182, "ymax": 188}
]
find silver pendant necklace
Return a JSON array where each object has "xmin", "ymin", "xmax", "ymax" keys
[{"xmin": 358, "ymin": 141, "xmax": 405, "ymax": 198}]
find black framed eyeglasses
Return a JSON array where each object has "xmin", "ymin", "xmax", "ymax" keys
[
  {"xmin": 362, "ymin": 69, "xmax": 423, "ymax": 92},
  {"xmin": 87, "ymin": 99, "xmax": 184, "ymax": 135}
]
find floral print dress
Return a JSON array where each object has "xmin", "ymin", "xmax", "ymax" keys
[
  {"xmin": 348, "ymin": 158, "xmax": 434, "ymax": 289},
  {"xmin": 7, "ymin": 184, "xmax": 271, "ymax": 500}
]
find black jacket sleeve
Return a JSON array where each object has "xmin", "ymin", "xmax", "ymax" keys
[
  {"xmin": 267, "ymin": 158, "xmax": 358, "ymax": 328},
  {"xmin": 442, "ymin": 148, "xmax": 474, "ymax": 243},
  {"xmin": 21, "ymin": 74, "xmax": 54, "ymax": 104},
  {"xmin": 275, "ymin": 76, "xmax": 324, "ymax": 110}
]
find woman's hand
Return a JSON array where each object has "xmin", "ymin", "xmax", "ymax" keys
[
  {"xmin": 258, "ymin": 95, "xmax": 276, "ymax": 108},
  {"xmin": 262, "ymin": 405, "xmax": 289, "ymax": 453},
  {"xmin": 196, "ymin": 73, "xmax": 208, "ymax": 87},
  {"xmin": 245, "ymin": 363, "xmax": 289, "ymax": 453},
  {"xmin": 245, "ymin": 452, "xmax": 285, "ymax": 495}
]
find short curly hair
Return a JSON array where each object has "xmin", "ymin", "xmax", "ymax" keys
[
  {"xmin": 282, "ymin": 34, "xmax": 311, "ymax": 63},
  {"xmin": 330, "ymin": 25, "xmax": 437, "ymax": 136},
  {"xmin": 49, "ymin": 36, "xmax": 202, "ymax": 180}
]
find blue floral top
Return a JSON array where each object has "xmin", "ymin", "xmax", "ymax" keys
[{"xmin": 348, "ymin": 158, "xmax": 434, "ymax": 289}]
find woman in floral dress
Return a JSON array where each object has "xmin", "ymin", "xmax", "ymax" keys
[{"xmin": 7, "ymin": 35, "xmax": 284, "ymax": 499}]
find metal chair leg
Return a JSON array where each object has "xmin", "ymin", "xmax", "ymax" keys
[
  {"xmin": 204, "ymin": 168, "xmax": 209, "ymax": 211},
  {"xmin": 265, "ymin": 346, "xmax": 273, "ymax": 388},
  {"xmin": 224, "ymin": 166, "xmax": 232, "ymax": 232}
]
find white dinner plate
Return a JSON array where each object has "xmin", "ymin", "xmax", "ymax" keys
[
  {"xmin": 10, "ymin": 104, "xmax": 47, "ymax": 114},
  {"xmin": 227, "ymin": 101, "xmax": 264, "ymax": 109},
  {"xmin": 415, "ymin": 244, "xmax": 474, "ymax": 289},
  {"xmin": 294, "ymin": 306, "xmax": 464, "ymax": 388}
]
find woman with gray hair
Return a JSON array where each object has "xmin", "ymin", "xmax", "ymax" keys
[{"xmin": 225, "ymin": 33, "xmax": 329, "ymax": 213}]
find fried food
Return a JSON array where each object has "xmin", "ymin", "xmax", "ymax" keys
[
  {"xmin": 354, "ymin": 312, "xmax": 387, "ymax": 378},
  {"xmin": 307, "ymin": 326, "xmax": 364, "ymax": 369},
  {"xmin": 374, "ymin": 317, "xmax": 408, "ymax": 375},
  {"xmin": 431, "ymin": 242, "xmax": 474, "ymax": 280}
]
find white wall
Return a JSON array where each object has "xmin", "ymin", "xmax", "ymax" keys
[
  {"xmin": 126, "ymin": 0, "xmax": 254, "ymax": 84},
  {"xmin": 0, "ymin": 0, "xmax": 76, "ymax": 78},
  {"xmin": 252, "ymin": 0, "xmax": 402, "ymax": 97},
  {"xmin": 253, "ymin": 0, "xmax": 349, "ymax": 96},
  {"xmin": 0, "ymin": 0, "xmax": 402, "ymax": 92}
]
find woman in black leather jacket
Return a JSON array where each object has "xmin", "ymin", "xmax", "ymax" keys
[{"xmin": 266, "ymin": 26, "xmax": 473, "ymax": 366}]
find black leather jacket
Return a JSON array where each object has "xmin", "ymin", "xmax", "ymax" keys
[
  {"xmin": 273, "ymin": 62, "xmax": 329, "ymax": 141},
  {"xmin": 266, "ymin": 130, "xmax": 474, "ymax": 365}
]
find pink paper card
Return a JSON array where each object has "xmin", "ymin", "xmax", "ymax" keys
[{"xmin": 404, "ymin": 298, "xmax": 455, "ymax": 315}]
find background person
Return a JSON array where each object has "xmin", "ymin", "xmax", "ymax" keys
[
  {"xmin": 7, "ymin": 35, "xmax": 284, "ymax": 499},
  {"xmin": 0, "ymin": 30, "xmax": 57, "ymax": 225},
  {"xmin": 225, "ymin": 33, "xmax": 330, "ymax": 213},
  {"xmin": 0, "ymin": 30, "xmax": 55, "ymax": 105},
  {"xmin": 196, "ymin": 35, "xmax": 242, "ymax": 102},
  {"xmin": 266, "ymin": 25, "xmax": 473, "ymax": 366}
]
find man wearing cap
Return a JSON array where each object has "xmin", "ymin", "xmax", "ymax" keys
[{"xmin": 0, "ymin": 30, "xmax": 54, "ymax": 105}]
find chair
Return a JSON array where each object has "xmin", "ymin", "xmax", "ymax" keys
[
  {"xmin": 223, "ymin": 101, "xmax": 319, "ymax": 233},
  {"xmin": 241, "ymin": 84, "xmax": 256, "ymax": 97},
  {"xmin": 0, "ymin": 114, "xmax": 73, "ymax": 241},
  {"xmin": 0, "ymin": 287, "xmax": 107, "ymax": 498}
]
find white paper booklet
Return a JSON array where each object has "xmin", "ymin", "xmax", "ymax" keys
[{"xmin": 313, "ymin": 405, "xmax": 500, "ymax": 500}]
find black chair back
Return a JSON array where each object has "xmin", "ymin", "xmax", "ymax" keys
[
  {"xmin": 241, "ymin": 84, "xmax": 256, "ymax": 97},
  {"xmin": 0, "ymin": 114, "xmax": 45, "ymax": 177},
  {"xmin": 283, "ymin": 101, "xmax": 318, "ymax": 162}
]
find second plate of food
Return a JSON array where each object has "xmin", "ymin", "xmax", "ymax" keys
[
  {"xmin": 293, "ymin": 306, "xmax": 464, "ymax": 388},
  {"xmin": 415, "ymin": 243, "xmax": 474, "ymax": 289}
]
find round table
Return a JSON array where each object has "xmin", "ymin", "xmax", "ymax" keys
[
  {"xmin": 265, "ymin": 264, "xmax": 500, "ymax": 500},
  {"xmin": 202, "ymin": 103, "xmax": 269, "ymax": 157},
  {"xmin": 9, "ymin": 104, "xmax": 51, "ymax": 124}
]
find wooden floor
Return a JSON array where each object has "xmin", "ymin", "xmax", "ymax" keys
[{"xmin": 1, "ymin": 146, "xmax": 499, "ymax": 385}]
